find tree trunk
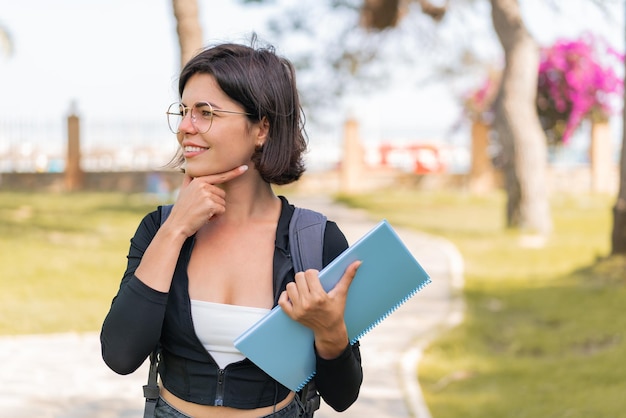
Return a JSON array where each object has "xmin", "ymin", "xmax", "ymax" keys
[
  {"xmin": 611, "ymin": 5, "xmax": 626, "ymax": 254},
  {"xmin": 612, "ymin": 126, "xmax": 626, "ymax": 253},
  {"xmin": 172, "ymin": 0, "xmax": 203, "ymax": 69},
  {"xmin": 612, "ymin": 117, "xmax": 626, "ymax": 252},
  {"xmin": 490, "ymin": 0, "xmax": 552, "ymax": 235}
]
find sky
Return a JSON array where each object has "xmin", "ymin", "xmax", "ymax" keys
[{"xmin": 0, "ymin": 0, "xmax": 624, "ymax": 169}]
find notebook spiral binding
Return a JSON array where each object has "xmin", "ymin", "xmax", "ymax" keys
[
  {"xmin": 296, "ymin": 373, "xmax": 317, "ymax": 392},
  {"xmin": 350, "ymin": 278, "xmax": 432, "ymax": 345}
]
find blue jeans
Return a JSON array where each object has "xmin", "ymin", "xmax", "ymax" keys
[{"xmin": 154, "ymin": 395, "xmax": 310, "ymax": 418}]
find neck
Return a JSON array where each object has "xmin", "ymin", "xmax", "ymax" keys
[{"xmin": 218, "ymin": 178, "xmax": 279, "ymax": 223}]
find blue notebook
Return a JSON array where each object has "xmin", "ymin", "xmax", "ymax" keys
[{"xmin": 234, "ymin": 220, "xmax": 431, "ymax": 392}]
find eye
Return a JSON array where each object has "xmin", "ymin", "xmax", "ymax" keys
[{"xmin": 195, "ymin": 103, "xmax": 214, "ymax": 119}]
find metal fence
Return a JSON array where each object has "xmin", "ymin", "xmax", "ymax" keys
[
  {"xmin": 0, "ymin": 116, "xmax": 482, "ymax": 175},
  {"xmin": 0, "ymin": 116, "xmax": 347, "ymax": 173},
  {"xmin": 0, "ymin": 117, "xmax": 179, "ymax": 173}
]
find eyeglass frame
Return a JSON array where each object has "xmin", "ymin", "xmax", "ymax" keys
[{"xmin": 166, "ymin": 101, "xmax": 252, "ymax": 134}]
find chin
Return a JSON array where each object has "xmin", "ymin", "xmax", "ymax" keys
[
  {"xmin": 184, "ymin": 165, "xmax": 236, "ymax": 179},
  {"xmin": 185, "ymin": 168, "xmax": 210, "ymax": 178}
]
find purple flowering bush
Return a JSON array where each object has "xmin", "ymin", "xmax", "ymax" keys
[{"xmin": 537, "ymin": 34, "xmax": 623, "ymax": 144}]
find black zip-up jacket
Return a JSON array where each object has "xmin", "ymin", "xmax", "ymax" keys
[{"xmin": 100, "ymin": 196, "xmax": 362, "ymax": 411}]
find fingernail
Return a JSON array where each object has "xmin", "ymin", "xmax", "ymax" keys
[{"xmin": 241, "ymin": 165, "xmax": 249, "ymax": 172}]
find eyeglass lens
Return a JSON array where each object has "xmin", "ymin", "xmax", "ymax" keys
[{"xmin": 167, "ymin": 102, "xmax": 214, "ymax": 134}]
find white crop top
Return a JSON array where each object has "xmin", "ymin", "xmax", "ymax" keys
[{"xmin": 190, "ymin": 299, "xmax": 270, "ymax": 369}]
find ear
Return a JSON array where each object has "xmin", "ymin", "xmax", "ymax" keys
[{"xmin": 255, "ymin": 117, "xmax": 270, "ymax": 147}]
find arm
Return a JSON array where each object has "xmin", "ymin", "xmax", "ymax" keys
[
  {"xmin": 315, "ymin": 341, "xmax": 363, "ymax": 411},
  {"xmin": 101, "ymin": 191, "xmax": 208, "ymax": 374},
  {"xmin": 100, "ymin": 210, "xmax": 170, "ymax": 374},
  {"xmin": 101, "ymin": 166, "xmax": 248, "ymax": 374},
  {"xmin": 279, "ymin": 222, "xmax": 363, "ymax": 411}
]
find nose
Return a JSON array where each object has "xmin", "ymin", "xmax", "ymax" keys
[{"xmin": 178, "ymin": 110, "xmax": 197, "ymax": 134}]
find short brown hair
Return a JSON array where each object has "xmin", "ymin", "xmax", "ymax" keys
[{"xmin": 170, "ymin": 39, "xmax": 308, "ymax": 185}]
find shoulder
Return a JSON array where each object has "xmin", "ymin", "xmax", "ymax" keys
[
  {"xmin": 129, "ymin": 207, "xmax": 163, "ymax": 248},
  {"xmin": 322, "ymin": 221, "xmax": 348, "ymax": 265}
]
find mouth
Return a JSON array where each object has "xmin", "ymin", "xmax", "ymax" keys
[
  {"xmin": 183, "ymin": 145, "xmax": 209, "ymax": 157},
  {"xmin": 184, "ymin": 145, "xmax": 207, "ymax": 152}
]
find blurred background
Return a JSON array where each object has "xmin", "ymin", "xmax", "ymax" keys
[
  {"xmin": 0, "ymin": 0, "xmax": 623, "ymax": 190},
  {"xmin": 3, "ymin": 1, "xmax": 626, "ymax": 417}
]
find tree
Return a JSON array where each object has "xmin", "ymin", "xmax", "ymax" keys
[
  {"xmin": 490, "ymin": 0, "xmax": 551, "ymax": 234},
  {"xmin": 171, "ymin": 0, "xmax": 203, "ymax": 69},
  {"xmin": 249, "ymin": 0, "xmax": 621, "ymax": 236},
  {"xmin": 612, "ymin": 3, "xmax": 626, "ymax": 255},
  {"xmin": 357, "ymin": 0, "xmax": 552, "ymax": 234},
  {"xmin": 467, "ymin": 32, "xmax": 623, "ymax": 197}
]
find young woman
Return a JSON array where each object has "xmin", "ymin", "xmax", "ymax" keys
[{"xmin": 100, "ymin": 39, "xmax": 363, "ymax": 418}]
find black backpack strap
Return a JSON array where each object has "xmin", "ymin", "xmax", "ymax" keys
[
  {"xmin": 143, "ymin": 350, "xmax": 160, "ymax": 417},
  {"xmin": 142, "ymin": 204, "xmax": 173, "ymax": 416},
  {"xmin": 288, "ymin": 206, "xmax": 327, "ymax": 415}
]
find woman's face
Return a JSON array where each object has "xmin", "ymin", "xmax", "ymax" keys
[{"xmin": 177, "ymin": 73, "xmax": 264, "ymax": 178}]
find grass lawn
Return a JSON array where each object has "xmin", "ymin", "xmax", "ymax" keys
[
  {"xmin": 2, "ymin": 188, "xmax": 625, "ymax": 416},
  {"xmin": 0, "ymin": 192, "xmax": 170, "ymax": 334},
  {"xmin": 338, "ymin": 189, "xmax": 626, "ymax": 418}
]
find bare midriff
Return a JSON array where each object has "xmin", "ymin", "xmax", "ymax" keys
[{"xmin": 160, "ymin": 386, "xmax": 296, "ymax": 418}]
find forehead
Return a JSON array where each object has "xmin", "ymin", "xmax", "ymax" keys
[{"xmin": 180, "ymin": 73, "xmax": 232, "ymax": 106}]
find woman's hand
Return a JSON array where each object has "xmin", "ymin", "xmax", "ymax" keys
[
  {"xmin": 278, "ymin": 260, "xmax": 362, "ymax": 359},
  {"xmin": 166, "ymin": 165, "xmax": 248, "ymax": 237}
]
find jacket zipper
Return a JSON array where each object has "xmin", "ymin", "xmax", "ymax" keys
[{"xmin": 214, "ymin": 368, "xmax": 225, "ymax": 406}]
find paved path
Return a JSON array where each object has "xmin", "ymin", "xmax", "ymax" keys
[{"xmin": 0, "ymin": 195, "xmax": 464, "ymax": 418}]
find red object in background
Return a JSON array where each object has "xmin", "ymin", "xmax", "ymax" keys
[
  {"xmin": 379, "ymin": 143, "xmax": 446, "ymax": 174},
  {"xmin": 406, "ymin": 144, "xmax": 445, "ymax": 174}
]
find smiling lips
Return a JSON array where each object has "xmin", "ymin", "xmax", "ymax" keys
[
  {"xmin": 184, "ymin": 146, "xmax": 207, "ymax": 153},
  {"xmin": 183, "ymin": 145, "xmax": 208, "ymax": 157}
]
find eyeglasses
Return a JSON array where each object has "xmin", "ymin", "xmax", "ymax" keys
[{"xmin": 166, "ymin": 101, "xmax": 252, "ymax": 134}]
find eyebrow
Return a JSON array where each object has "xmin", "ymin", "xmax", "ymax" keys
[{"xmin": 181, "ymin": 101, "xmax": 221, "ymax": 109}]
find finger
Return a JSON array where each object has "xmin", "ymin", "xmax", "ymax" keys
[
  {"xmin": 302, "ymin": 269, "xmax": 324, "ymax": 294},
  {"xmin": 197, "ymin": 164, "xmax": 249, "ymax": 186},
  {"xmin": 197, "ymin": 183, "xmax": 227, "ymax": 206},
  {"xmin": 278, "ymin": 290, "xmax": 293, "ymax": 314},
  {"xmin": 293, "ymin": 271, "xmax": 312, "ymax": 295},
  {"xmin": 291, "ymin": 273, "xmax": 306, "ymax": 293},
  {"xmin": 283, "ymin": 282, "xmax": 301, "ymax": 309},
  {"xmin": 330, "ymin": 260, "xmax": 362, "ymax": 296}
]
